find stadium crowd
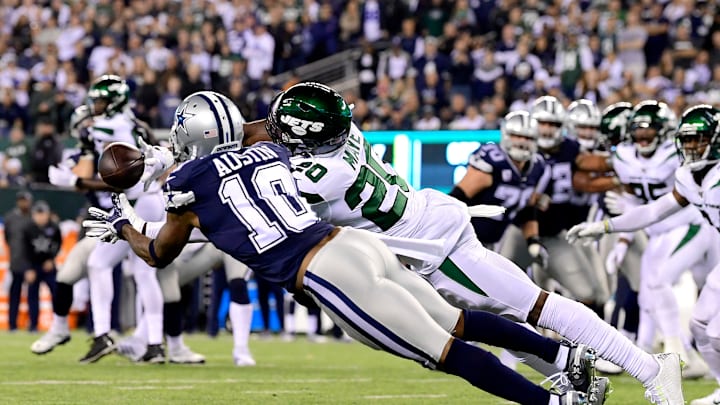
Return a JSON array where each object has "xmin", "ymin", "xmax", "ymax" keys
[{"xmin": 1, "ymin": 0, "xmax": 720, "ymax": 184}]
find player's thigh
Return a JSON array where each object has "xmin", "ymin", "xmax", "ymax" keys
[
  {"xmin": 542, "ymin": 235, "xmax": 596, "ymax": 301},
  {"xmin": 429, "ymin": 236, "xmax": 540, "ymax": 322},
  {"xmin": 223, "ymin": 253, "xmax": 251, "ymax": 281},
  {"xmin": 176, "ymin": 244, "xmax": 223, "ymax": 286},
  {"xmin": 57, "ymin": 237, "xmax": 96, "ymax": 284},
  {"xmin": 646, "ymin": 226, "xmax": 703, "ymax": 288},
  {"xmin": 132, "ymin": 192, "xmax": 166, "ymax": 222},
  {"xmin": 619, "ymin": 231, "xmax": 646, "ymax": 291},
  {"xmin": 87, "ymin": 240, "xmax": 131, "ymax": 270},
  {"xmin": 157, "ymin": 266, "xmax": 181, "ymax": 303},
  {"xmin": 577, "ymin": 240, "xmax": 609, "ymax": 302},
  {"xmin": 497, "ymin": 225, "xmax": 532, "ymax": 269},
  {"xmin": 302, "ymin": 228, "xmax": 451, "ymax": 364},
  {"xmin": 693, "ymin": 269, "xmax": 720, "ymax": 339}
]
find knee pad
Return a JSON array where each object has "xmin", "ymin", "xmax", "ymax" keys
[{"xmin": 229, "ymin": 278, "xmax": 249, "ymax": 304}]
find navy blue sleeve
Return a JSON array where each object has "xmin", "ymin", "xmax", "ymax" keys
[{"xmin": 164, "ymin": 160, "xmax": 201, "ymax": 214}]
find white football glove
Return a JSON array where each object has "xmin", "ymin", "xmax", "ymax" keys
[
  {"xmin": 48, "ymin": 164, "xmax": 78, "ymax": 187},
  {"xmin": 467, "ymin": 204, "xmax": 506, "ymax": 218},
  {"xmin": 138, "ymin": 137, "xmax": 175, "ymax": 191},
  {"xmin": 605, "ymin": 240, "xmax": 629, "ymax": 275},
  {"xmin": 566, "ymin": 220, "xmax": 612, "ymax": 245},
  {"xmin": 604, "ymin": 190, "xmax": 642, "ymax": 216},
  {"xmin": 82, "ymin": 193, "xmax": 146, "ymax": 243},
  {"xmin": 526, "ymin": 237, "xmax": 549, "ymax": 269}
]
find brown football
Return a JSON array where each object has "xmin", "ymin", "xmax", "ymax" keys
[{"xmin": 99, "ymin": 142, "xmax": 144, "ymax": 189}]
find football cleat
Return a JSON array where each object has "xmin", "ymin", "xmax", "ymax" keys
[
  {"xmin": 587, "ymin": 376, "xmax": 612, "ymax": 405},
  {"xmin": 79, "ymin": 334, "xmax": 116, "ymax": 364},
  {"xmin": 234, "ymin": 353, "xmax": 256, "ymax": 367},
  {"xmin": 116, "ymin": 335, "xmax": 145, "ymax": 362},
  {"xmin": 643, "ymin": 353, "xmax": 685, "ymax": 404},
  {"xmin": 563, "ymin": 340, "xmax": 598, "ymax": 393},
  {"xmin": 690, "ymin": 387, "xmax": 720, "ymax": 405},
  {"xmin": 555, "ymin": 390, "xmax": 590, "ymax": 404},
  {"xmin": 140, "ymin": 344, "xmax": 166, "ymax": 364},
  {"xmin": 31, "ymin": 330, "xmax": 71, "ymax": 355},
  {"xmin": 168, "ymin": 345, "xmax": 205, "ymax": 364}
]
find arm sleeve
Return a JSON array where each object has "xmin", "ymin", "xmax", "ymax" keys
[{"xmin": 608, "ymin": 192, "xmax": 684, "ymax": 232}]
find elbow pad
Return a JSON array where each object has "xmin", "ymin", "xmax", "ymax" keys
[{"xmin": 449, "ymin": 186, "xmax": 470, "ymax": 204}]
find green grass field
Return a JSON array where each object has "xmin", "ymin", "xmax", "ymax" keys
[{"xmin": 0, "ymin": 331, "xmax": 715, "ymax": 404}]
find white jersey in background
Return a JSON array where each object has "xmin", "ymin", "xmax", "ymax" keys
[{"xmin": 613, "ymin": 140, "xmax": 704, "ymax": 234}]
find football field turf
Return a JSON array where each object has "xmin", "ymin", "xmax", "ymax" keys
[{"xmin": 0, "ymin": 331, "xmax": 715, "ymax": 404}]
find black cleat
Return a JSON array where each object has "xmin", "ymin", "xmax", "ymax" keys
[
  {"xmin": 79, "ymin": 334, "xmax": 116, "ymax": 364},
  {"xmin": 140, "ymin": 344, "xmax": 166, "ymax": 364}
]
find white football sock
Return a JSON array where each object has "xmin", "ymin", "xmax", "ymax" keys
[
  {"xmin": 133, "ymin": 314, "xmax": 148, "ymax": 342},
  {"xmin": 133, "ymin": 261, "xmax": 164, "ymax": 345},
  {"xmin": 636, "ymin": 309, "xmax": 657, "ymax": 352},
  {"xmin": 538, "ymin": 293, "xmax": 659, "ymax": 384},
  {"xmin": 651, "ymin": 286, "xmax": 685, "ymax": 353},
  {"xmin": 52, "ymin": 315, "xmax": 69, "ymax": 334},
  {"xmin": 307, "ymin": 314, "xmax": 319, "ymax": 336},
  {"xmin": 230, "ymin": 302, "xmax": 253, "ymax": 357},
  {"xmin": 166, "ymin": 334, "xmax": 184, "ymax": 352},
  {"xmin": 88, "ymin": 265, "xmax": 113, "ymax": 337}
]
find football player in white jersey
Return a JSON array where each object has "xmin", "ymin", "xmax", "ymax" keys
[
  {"xmin": 573, "ymin": 101, "xmax": 719, "ymax": 369},
  {"xmin": 253, "ymin": 83, "xmax": 682, "ymax": 403},
  {"xmin": 38, "ymin": 75, "xmax": 167, "ymax": 363},
  {"xmin": 568, "ymin": 104, "xmax": 720, "ymax": 405}
]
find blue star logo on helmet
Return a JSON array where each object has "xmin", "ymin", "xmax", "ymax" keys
[{"xmin": 176, "ymin": 103, "xmax": 195, "ymax": 133}]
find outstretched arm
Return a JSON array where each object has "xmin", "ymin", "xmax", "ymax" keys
[
  {"xmin": 450, "ymin": 166, "xmax": 493, "ymax": 203},
  {"xmin": 120, "ymin": 210, "xmax": 197, "ymax": 268},
  {"xmin": 575, "ymin": 152, "xmax": 612, "ymax": 172},
  {"xmin": 607, "ymin": 188, "xmax": 688, "ymax": 232},
  {"xmin": 572, "ymin": 171, "xmax": 621, "ymax": 193}
]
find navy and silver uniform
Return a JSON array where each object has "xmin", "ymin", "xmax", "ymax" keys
[
  {"xmin": 537, "ymin": 138, "xmax": 581, "ymax": 236},
  {"xmin": 164, "ymin": 142, "xmax": 334, "ymax": 289},
  {"xmin": 467, "ymin": 143, "xmax": 549, "ymax": 245}
]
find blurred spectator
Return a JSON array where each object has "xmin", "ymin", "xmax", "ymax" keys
[
  {"xmin": 415, "ymin": 105, "xmax": 442, "ymax": 130},
  {"xmin": 27, "ymin": 80, "xmax": 56, "ymax": 129},
  {"xmin": 357, "ymin": 39, "xmax": 379, "ymax": 100},
  {"xmin": 134, "ymin": 69, "xmax": 160, "ymax": 126},
  {"xmin": 339, "ymin": 0, "xmax": 361, "ymax": 45},
  {"xmin": 449, "ymin": 104, "xmax": 485, "ymax": 130},
  {"xmin": 361, "ymin": 0, "xmax": 385, "ymax": 43},
  {"xmin": 421, "ymin": 0, "xmax": 448, "ymax": 38},
  {"xmin": 377, "ymin": 37, "xmax": 412, "ymax": 81},
  {"xmin": 0, "ymin": 157, "xmax": 27, "ymax": 188},
  {"xmin": 555, "ymin": 30, "xmax": 595, "ymax": 99},
  {"xmin": 644, "ymin": 3, "xmax": 670, "ymax": 68},
  {"xmin": 21, "ymin": 200, "xmax": 61, "ymax": 332},
  {"xmin": 30, "ymin": 121, "xmax": 61, "ymax": 183},
  {"xmin": 158, "ymin": 76, "xmax": 183, "ymax": 129},
  {"xmin": 307, "ymin": 3, "xmax": 339, "ymax": 63},
  {"xmin": 243, "ymin": 17, "xmax": 275, "ymax": 85},
  {"xmin": 1, "ymin": 126, "xmax": 32, "ymax": 175},
  {"xmin": 0, "ymin": 88, "xmax": 27, "ymax": 137},
  {"xmin": 5, "ymin": 191, "xmax": 33, "ymax": 331},
  {"xmin": 472, "ymin": 51, "xmax": 503, "ymax": 102},
  {"xmin": 617, "ymin": 10, "xmax": 648, "ymax": 82}
]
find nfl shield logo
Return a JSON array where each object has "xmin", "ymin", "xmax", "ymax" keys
[
  {"xmin": 502, "ymin": 169, "xmax": 512, "ymax": 182},
  {"xmin": 203, "ymin": 129, "xmax": 218, "ymax": 139}
]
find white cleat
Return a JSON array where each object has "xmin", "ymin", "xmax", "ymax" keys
[
  {"xmin": 116, "ymin": 336, "xmax": 146, "ymax": 362},
  {"xmin": 168, "ymin": 345, "xmax": 205, "ymax": 364},
  {"xmin": 234, "ymin": 353, "xmax": 256, "ymax": 367},
  {"xmin": 31, "ymin": 330, "xmax": 71, "ymax": 354},
  {"xmin": 690, "ymin": 387, "xmax": 720, "ymax": 405},
  {"xmin": 683, "ymin": 349, "xmax": 710, "ymax": 380},
  {"xmin": 595, "ymin": 358, "xmax": 623, "ymax": 375},
  {"xmin": 643, "ymin": 353, "xmax": 685, "ymax": 404}
]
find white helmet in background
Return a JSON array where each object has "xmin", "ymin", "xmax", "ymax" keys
[
  {"xmin": 567, "ymin": 99, "xmax": 602, "ymax": 151},
  {"xmin": 500, "ymin": 110, "xmax": 538, "ymax": 162},
  {"xmin": 531, "ymin": 95, "xmax": 566, "ymax": 150}
]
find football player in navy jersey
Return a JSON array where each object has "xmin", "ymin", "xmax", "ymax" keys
[
  {"xmin": 82, "ymin": 91, "xmax": 613, "ymax": 405},
  {"xmin": 450, "ymin": 110, "xmax": 550, "ymax": 265}
]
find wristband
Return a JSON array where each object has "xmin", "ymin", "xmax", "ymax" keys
[
  {"xmin": 526, "ymin": 236, "xmax": 542, "ymax": 246},
  {"xmin": 75, "ymin": 177, "xmax": 83, "ymax": 188},
  {"xmin": 149, "ymin": 240, "xmax": 160, "ymax": 263},
  {"xmin": 113, "ymin": 219, "xmax": 130, "ymax": 239}
]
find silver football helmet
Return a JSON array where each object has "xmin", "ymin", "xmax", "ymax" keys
[
  {"xmin": 567, "ymin": 99, "xmax": 601, "ymax": 151},
  {"xmin": 531, "ymin": 95, "xmax": 566, "ymax": 150},
  {"xmin": 500, "ymin": 110, "xmax": 538, "ymax": 162},
  {"xmin": 169, "ymin": 91, "xmax": 246, "ymax": 163},
  {"xmin": 69, "ymin": 105, "xmax": 92, "ymax": 139}
]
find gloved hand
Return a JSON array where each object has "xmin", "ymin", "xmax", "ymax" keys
[
  {"xmin": 82, "ymin": 193, "xmax": 143, "ymax": 243},
  {"xmin": 139, "ymin": 137, "xmax": 175, "ymax": 191},
  {"xmin": 604, "ymin": 190, "xmax": 642, "ymax": 216},
  {"xmin": 48, "ymin": 163, "xmax": 78, "ymax": 187},
  {"xmin": 526, "ymin": 236, "xmax": 549, "ymax": 269},
  {"xmin": 605, "ymin": 240, "xmax": 629, "ymax": 275},
  {"xmin": 566, "ymin": 220, "xmax": 612, "ymax": 245}
]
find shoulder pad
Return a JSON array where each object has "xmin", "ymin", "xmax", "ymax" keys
[{"xmin": 468, "ymin": 143, "xmax": 503, "ymax": 173}]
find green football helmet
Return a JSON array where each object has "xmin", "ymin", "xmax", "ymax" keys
[
  {"xmin": 266, "ymin": 82, "xmax": 352, "ymax": 155},
  {"xmin": 600, "ymin": 102, "xmax": 633, "ymax": 148},
  {"xmin": 676, "ymin": 104, "xmax": 720, "ymax": 171},
  {"xmin": 87, "ymin": 74, "xmax": 130, "ymax": 117},
  {"xmin": 627, "ymin": 100, "xmax": 677, "ymax": 155}
]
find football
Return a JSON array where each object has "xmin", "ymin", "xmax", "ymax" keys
[{"xmin": 98, "ymin": 142, "xmax": 145, "ymax": 189}]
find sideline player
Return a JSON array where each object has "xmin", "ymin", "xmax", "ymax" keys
[{"xmin": 567, "ymin": 104, "xmax": 720, "ymax": 405}]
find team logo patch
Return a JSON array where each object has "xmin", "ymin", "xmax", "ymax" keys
[
  {"xmin": 502, "ymin": 169, "xmax": 512, "ymax": 182},
  {"xmin": 280, "ymin": 115, "xmax": 324, "ymax": 136}
]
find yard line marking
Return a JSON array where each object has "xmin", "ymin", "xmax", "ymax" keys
[
  {"xmin": 116, "ymin": 386, "xmax": 195, "ymax": 390},
  {"xmin": 241, "ymin": 390, "xmax": 306, "ymax": 394},
  {"xmin": 1, "ymin": 378, "xmax": 372, "ymax": 386},
  {"xmin": 363, "ymin": 394, "xmax": 448, "ymax": 400}
]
